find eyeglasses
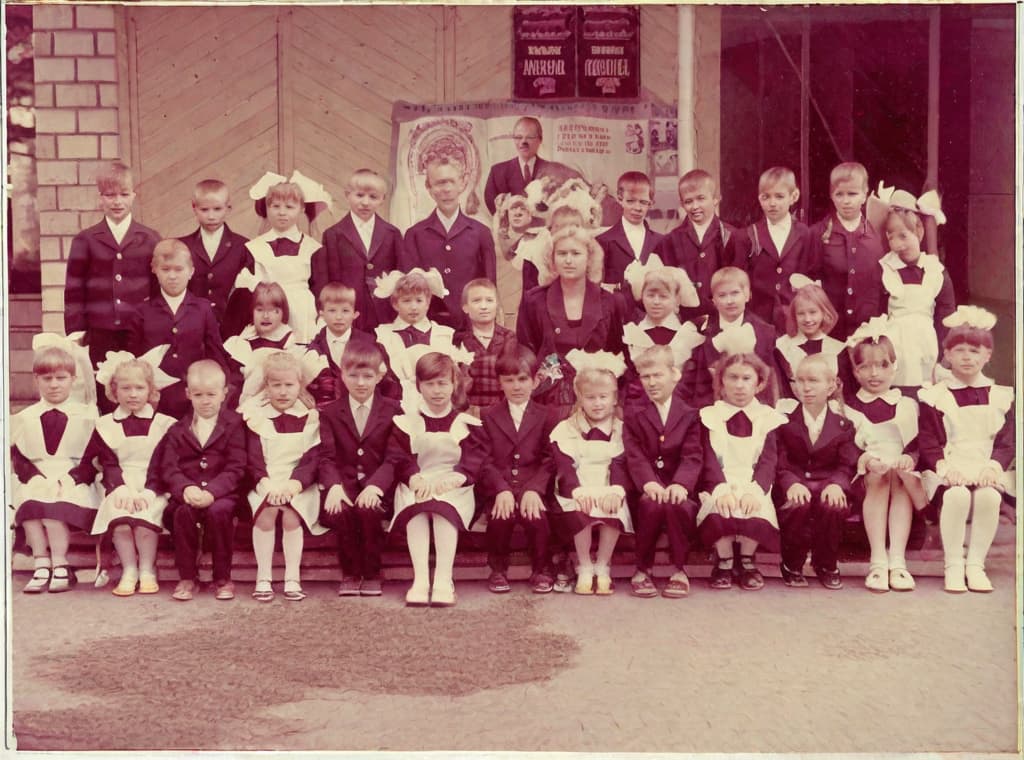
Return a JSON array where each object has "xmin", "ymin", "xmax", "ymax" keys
[{"xmin": 513, "ymin": 134, "xmax": 540, "ymax": 141}]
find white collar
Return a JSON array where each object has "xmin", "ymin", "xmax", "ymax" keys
[
  {"xmin": 508, "ymin": 400, "xmax": 529, "ymax": 417},
  {"xmin": 655, "ymin": 397, "xmax": 673, "ymax": 420},
  {"xmin": 838, "ymin": 214, "xmax": 862, "ymax": 232},
  {"xmin": 352, "ymin": 214, "xmax": 375, "ymax": 231},
  {"xmin": 436, "ymin": 207, "xmax": 460, "ymax": 229},
  {"xmin": 802, "ymin": 404, "xmax": 828, "ymax": 426},
  {"xmin": 767, "ymin": 215, "xmax": 792, "ymax": 231},
  {"xmin": 884, "ymin": 251, "xmax": 928, "ymax": 270},
  {"xmin": 390, "ymin": 317, "xmax": 433, "ymax": 333},
  {"xmin": 267, "ymin": 401, "xmax": 308, "ymax": 418},
  {"xmin": 200, "ymin": 225, "xmax": 224, "ymax": 243},
  {"xmin": 39, "ymin": 400, "xmax": 71, "ymax": 413},
  {"xmin": 718, "ymin": 400, "xmax": 760, "ymax": 420},
  {"xmin": 162, "ymin": 290, "xmax": 187, "ymax": 313},
  {"xmin": 192, "ymin": 412, "xmax": 217, "ymax": 429},
  {"xmin": 113, "ymin": 403, "xmax": 154, "ymax": 420},
  {"xmin": 856, "ymin": 388, "xmax": 901, "ymax": 405},
  {"xmin": 639, "ymin": 314, "xmax": 683, "ymax": 330},
  {"xmin": 719, "ymin": 312, "xmax": 745, "ymax": 328},
  {"xmin": 792, "ymin": 331, "xmax": 826, "ymax": 345},
  {"xmin": 622, "ymin": 217, "xmax": 646, "ymax": 234},
  {"xmin": 248, "ymin": 323, "xmax": 291, "ymax": 342},
  {"xmin": 520, "ymin": 157, "xmax": 535, "ymax": 172},
  {"xmin": 420, "ymin": 402, "xmax": 453, "ymax": 419},
  {"xmin": 327, "ymin": 327, "xmax": 352, "ymax": 344},
  {"xmin": 349, "ymin": 395, "xmax": 373, "ymax": 414},
  {"xmin": 268, "ymin": 226, "xmax": 302, "ymax": 243},
  {"xmin": 946, "ymin": 374, "xmax": 993, "ymax": 389},
  {"xmin": 106, "ymin": 215, "xmax": 132, "ymax": 240}
]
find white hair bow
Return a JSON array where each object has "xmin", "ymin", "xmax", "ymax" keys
[
  {"xmin": 846, "ymin": 314, "xmax": 894, "ymax": 348},
  {"xmin": 373, "ymin": 267, "xmax": 448, "ymax": 299},
  {"xmin": 565, "ymin": 349, "xmax": 626, "ymax": 378},
  {"xmin": 867, "ymin": 180, "xmax": 946, "ymax": 231},
  {"xmin": 788, "ymin": 273, "xmax": 822, "ymax": 291},
  {"xmin": 624, "ymin": 256, "xmax": 700, "ymax": 307},
  {"xmin": 711, "ymin": 322, "xmax": 756, "ymax": 356},
  {"xmin": 942, "ymin": 305, "xmax": 996, "ymax": 331},
  {"xmin": 31, "ymin": 331, "xmax": 96, "ymax": 405},
  {"xmin": 248, "ymin": 169, "xmax": 333, "ymax": 215},
  {"xmin": 422, "ymin": 342, "xmax": 475, "ymax": 367},
  {"xmin": 95, "ymin": 345, "xmax": 177, "ymax": 390}
]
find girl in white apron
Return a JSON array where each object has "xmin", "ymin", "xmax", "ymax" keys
[
  {"xmin": 775, "ymin": 280, "xmax": 845, "ymax": 397},
  {"xmin": 224, "ymin": 282, "xmax": 300, "ymax": 406}
]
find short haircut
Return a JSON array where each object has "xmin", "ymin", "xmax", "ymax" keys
[
  {"xmin": 678, "ymin": 169, "xmax": 717, "ymax": 198},
  {"xmin": 347, "ymin": 168, "xmax": 388, "ymax": 195},
  {"xmin": 425, "ymin": 155, "xmax": 465, "ymax": 179},
  {"xmin": 514, "ymin": 116, "xmax": 543, "ymax": 141},
  {"xmin": 261, "ymin": 351, "xmax": 302, "ymax": 383},
  {"xmin": 785, "ymin": 284, "xmax": 838, "ymax": 338},
  {"xmin": 884, "ymin": 207, "xmax": 925, "ymax": 241},
  {"xmin": 253, "ymin": 281, "xmax": 291, "ymax": 323},
  {"xmin": 415, "ymin": 352, "xmax": 468, "ymax": 411},
  {"xmin": 317, "ymin": 282, "xmax": 357, "ymax": 311},
  {"xmin": 759, "ymin": 166, "xmax": 797, "ymax": 194},
  {"xmin": 617, "ymin": 171, "xmax": 654, "ymax": 200},
  {"xmin": 266, "ymin": 181, "xmax": 304, "ymax": 206},
  {"xmin": 193, "ymin": 179, "xmax": 229, "ymax": 202},
  {"xmin": 795, "ymin": 352, "xmax": 837, "ymax": 381},
  {"xmin": 640, "ymin": 268, "xmax": 683, "ymax": 301},
  {"xmin": 829, "ymin": 162, "xmax": 868, "ymax": 192},
  {"xmin": 495, "ymin": 344, "xmax": 539, "ymax": 377},
  {"xmin": 152, "ymin": 238, "xmax": 193, "ymax": 268},
  {"xmin": 633, "ymin": 344, "xmax": 676, "ymax": 373},
  {"xmin": 461, "ymin": 278, "xmax": 497, "ymax": 305},
  {"xmin": 106, "ymin": 359, "xmax": 160, "ymax": 405},
  {"xmin": 712, "ymin": 352, "xmax": 776, "ymax": 404},
  {"xmin": 548, "ymin": 205, "xmax": 585, "ymax": 232},
  {"xmin": 943, "ymin": 325, "xmax": 994, "ymax": 351},
  {"xmin": 392, "ymin": 270, "xmax": 434, "ymax": 301},
  {"xmin": 341, "ymin": 339, "xmax": 386, "ymax": 373},
  {"xmin": 186, "ymin": 359, "xmax": 226, "ymax": 387},
  {"xmin": 848, "ymin": 335, "xmax": 897, "ymax": 366},
  {"xmin": 96, "ymin": 161, "xmax": 133, "ymax": 193},
  {"xmin": 710, "ymin": 266, "xmax": 750, "ymax": 295},
  {"xmin": 33, "ymin": 346, "xmax": 76, "ymax": 376}
]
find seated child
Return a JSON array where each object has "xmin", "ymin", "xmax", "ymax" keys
[
  {"xmin": 89, "ymin": 356, "xmax": 177, "ymax": 595},
  {"xmin": 236, "ymin": 171, "xmax": 331, "ymax": 343},
  {"xmin": 697, "ymin": 349, "xmax": 786, "ymax": 590},
  {"xmin": 305, "ymin": 282, "xmax": 373, "ymax": 408},
  {"xmin": 160, "ymin": 360, "xmax": 248, "ymax": 601},
  {"xmin": 466, "ymin": 345, "xmax": 556, "ymax": 594},
  {"xmin": 386, "ymin": 349, "xmax": 480, "ymax": 607},
  {"xmin": 313, "ymin": 168, "xmax": 409, "ymax": 331},
  {"xmin": 178, "ymin": 178, "xmax": 252, "ymax": 338},
  {"xmin": 319, "ymin": 340, "xmax": 401, "ymax": 597},
  {"xmin": 11, "ymin": 341, "xmax": 99, "ymax": 593},
  {"xmin": 726, "ymin": 166, "xmax": 812, "ymax": 332},
  {"xmin": 549, "ymin": 351, "xmax": 631, "ymax": 596},
  {"xmin": 224, "ymin": 282, "xmax": 297, "ymax": 406},
  {"xmin": 242, "ymin": 351, "xmax": 327, "ymax": 602},
  {"xmin": 653, "ymin": 169, "xmax": 734, "ymax": 322},
  {"xmin": 128, "ymin": 239, "xmax": 229, "ymax": 418},
  {"xmin": 596, "ymin": 171, "xmax": 664, "ymax": 313},
  {"xmin": 616, "ymin": 345, "xmax": 702, "ymax": 598},
  {"xmin": 775, "ymin": 355, "xmax": 858, "ymax": 590},
  {"xmin": 680, "ymin": 266, "xmax": 780, "ymax": 408},
  {"xmin": 454, "ymin": 278, "xmax": 517, "ymax": 415},
  {"xmin": 918, "ymin": 307, "xmax": 1015, "ymax": 593},
  {"xmin": 775, "ymin": 280, "xmax": 846, "ymax": 397}
]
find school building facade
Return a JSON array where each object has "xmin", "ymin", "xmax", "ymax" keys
[{"xmin": 11, "ymin": 3, "xmax": 1018, "ymax": 399}]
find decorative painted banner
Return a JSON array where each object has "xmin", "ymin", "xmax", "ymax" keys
[
  {"xmin": 578, "ymin": 6, "xmax": 641, "ymax": 99},
  {"xmin": 513, "ymin": 6, "xmax": 577, "ymax": 100}
]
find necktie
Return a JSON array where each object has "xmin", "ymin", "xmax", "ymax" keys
[
  {"xmin": 41, "ymin": 409, "xmax": 68, "ymax": 456},
  {"xmin": 726, "ymin": 411, "xmax": 753, "ymax": 438},
  {"xmin": 354, "ymin": 404, "xmax": 369, "ymax": 436},
  {"xmin": 523, "ymin": 161, "xmax": 532, "ymax": 184}
]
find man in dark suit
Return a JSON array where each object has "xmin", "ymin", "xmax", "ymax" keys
[{"xmin": 484, "ymin": 116, "xmax": 550, "ymax": 215}]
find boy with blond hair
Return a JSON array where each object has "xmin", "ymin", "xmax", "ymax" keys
[{"xmin": 305, "ymin": 282, "xmax": 374, "ymax": 408}]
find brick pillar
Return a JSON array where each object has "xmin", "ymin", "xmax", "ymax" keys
[{"xmin": 33, "ymin": 4, "xmax": 122, "ymax": 335}]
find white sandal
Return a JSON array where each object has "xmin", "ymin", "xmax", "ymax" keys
[
  {"xmin": 23, "ymin": 566, "xmax": 51, "ymax": 594},
  {"xmin": 888, "ymin": 566, "xmax": 916, "ymax": 592},
  {"xmin": 864, "ymin": 563, "xmax": 889, "ymax": 593}
]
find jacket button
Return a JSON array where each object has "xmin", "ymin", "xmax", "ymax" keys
[
  {"xmin": 116, "ymin": 298, "xmax": 121, "ymax": 304},
  {"xmin": 171, "ymin": 327, "xmax": 178, "ymax": 334},
  {"xmin": 847, "ymin": 309, "xmax": 853, "ymax": 314},
  {"xmin": 849, "ymin": 268, "xmax": 855, "ymax": 274},
  {"xmin": 847, "ymin": 288, "xmax": 854, "ymax": 295},
  {"xmin": 208, "ymin": 273, "xmax": 214, "ymax": 280},
  {"xmin": 699, "ymin": 252, "xmax": 705, "ymax": 258},
  {"xmin": 805, "ymin": 471, "xmax": 812, "ymax": 478},
  {"xmin": 115, "ymin": 274, "xmax": 122, "ymax": 282},
  {"xmin": 776, "ymin": 267, "xmax": 783, "ymax": 274},
  {"xmin": 116, "ymin": 253, "xmax": 123, "ymax": 260},
  {"xmin": 201, "ymin": 481, "xmax": 208, "ymax": 487},
  {"xmin": 356, "ymin": 472, "xmax": 365, "ymax": 480},
  {"xmin": 172, "ymin": 353, "xmax": 178, "ymax": 359},
  {"xmin": 511, "ymin": 468, "xmax": 519, "ymax": 476},
  {"xmin": 445, "ymin": 245, "xmax": 452, "ymax": 252},
  {"xmin": 513, "ymin": 453, "xmax": 520, "ymax": 460},
  {"xmin": 775, "ymin": 283, "xmax": 781, "ymax": 290},
  {"xmin": 357, "ymin": 448, "xmax": 364, "ymax": 456},
  {"xmin": 444, "ymin": 267, "xmax": 451, "ymax": 274},
  {"xmin": 554, "ymin": 327, "xmax": 561, "ymax": 335},
  {"xmin": 367, "ymin": 263, "xmax": 374, "ymax": 270}
]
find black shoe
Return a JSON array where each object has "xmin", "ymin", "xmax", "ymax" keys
[
  {"xmin": 737, "ymin": 555, "xmax": 764, "ymax": 591},
  {"xmin": 780, "ymin": 562, "xmax": 808, "ymax": 588},
  {"xmin": 487, "ymin": 571, "xmax": 511, "ymax": 593},
  {"xmin": 815, "ymin": 567, "xmax": 843, "ymax": 590},
  {"xmin": 709, "ymin": 561, "xmax": 733, "ymax": 590}
]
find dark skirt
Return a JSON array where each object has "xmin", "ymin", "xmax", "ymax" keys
[
  {"xmin": 698, "ymin": 513, "xmax": 780, "ymax": 553},
  {"xmin": 15, "ymin": 500, "xmax": 96, "ymax": 532}
]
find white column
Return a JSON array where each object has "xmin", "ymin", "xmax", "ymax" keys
[{"xmin": 677, "ymin": 6, "xmax": 695, "ymax": 174}]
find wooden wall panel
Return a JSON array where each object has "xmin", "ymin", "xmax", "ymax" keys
[
  {"xmin": 453, "ymin": 5, "xmax": 512, "ymax": 101},
  {"xmin": 641, "ymin": 6, "xmax": 679, "ymax": 105}
]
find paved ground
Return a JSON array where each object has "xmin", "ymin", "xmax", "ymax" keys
[{"xmin": 6, "ymin": 551, "xmax": 1021, "ymax": 756}]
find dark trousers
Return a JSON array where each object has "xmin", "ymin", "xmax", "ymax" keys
[
  {"xmin": 778, "ymin": 495, "xmax": 849, "ymax": 572},
  {"xmin": 87, "ymin": 327, "xmax": 131, "ymax": 413},
  {"xmin": 320, "ymin": 505, "xmax": 386, "ymax": 579},
  {"xmin": 167, "ymin": 498, "xmax": 236, "ymax": 583},
  {"xmin": 632, "ymin": 495, "xmax": 698, "ymax": 572},
  {"xmin": 486, "ymin": 508, "xmax": 551, "ymax": 574}
]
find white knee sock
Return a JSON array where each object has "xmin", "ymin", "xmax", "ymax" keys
[
  {"xmin": 282, "ymin": 526, "xmax": 304, "ymax": 582},
  {"xmin": 939, "ymin": 486, "xmax": 971, "ymax": 567},
  {"xmin": 406, "ymin": 514, "xmax": 431, "ymax": 588},
  {"xmin": 252, "ymin": 524, "xmax": 276, "ymax": 582},
  {"xmin": 966, "ymin": 488, "xmax": 1001, "ymax": 569},
  {"xmin": 431, "ymin": 517, "xmax": 458, "ymax": 588},
  {"xmin": 594, "ymin": 525, "xmax": 620, "ymax": 575},
  {"xmin": 573, "ymin": 528, "xmax": 594, "ymax": 575}
]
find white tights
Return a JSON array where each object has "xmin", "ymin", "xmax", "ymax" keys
[
  {"xmin": 253, "ymin": 506, "xmax": 304, "ymax": 582},
  {"xmin": 406, "ymin": 513, "xmax": 459, "ymax": 589},
  {"xmin": 939, "ymin": 486, "xmax": 1001, "ymax": 569}
]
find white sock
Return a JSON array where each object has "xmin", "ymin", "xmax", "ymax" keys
[
  {"xmin": 252, "ymin": 524, "xmax": 276, "ymax": 582},
  {"xmin": 282, "ymin": 525, "xmax": 304, "ymax": 582},
  {"xmin": 965, "ymin": 487, "xmax": 1001, "ymax": 569},
  {"xmin": 406, "ymin": 514, "xmax": 431, "ymax": 588},
  {"xmin": 939, "ymin": 486, "xmax": 970, "ymax": 567},
  {"xmin": 573, "ymin": 528, "xmax": 594, "ymax": 575},
  {"xmin": 431, "ymin": 517, "xmax": 458, "ymax": 588}
]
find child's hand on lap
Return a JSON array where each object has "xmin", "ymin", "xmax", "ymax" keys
[
  {"xmin": 896, "ymin": 454, "xmax": 915, "ymax": 472},
  {"xmin": 738, "ymin": 493, "xmax": 759, "ymax": 516},
  {"xmin": 599, "ymin": 493, "xmax": 621, "ymax": 514},
  {"xmin": 577, "ymin": 495, "xmax": 596, "ymax": 515},
  {"xmin": 131, "ymin": 495, "xmax": 150, "ymax": 514},
  {"xmin": 643, "ymin": 481, "xmax": 667, "ymax": 503},
  {"xmin": 976, "ymin": 467, "xmax": 1000, "ymax": 488},
  {"xmin": 822, "ymin": 484, "xmax": 847, "ymax": 508},
  {"xmin": 433, "ymin": 474, "xmax": 465, "ymax": 496},
  {"xmin": 520, "ymin": 490, "xmax": 545, "ymax": 519},
  {"xmin": 324, "ymin": 484, "xmax": 348, "ymax": 514},
  {"xmin": 866, "ymin": 457, "xmax": 891, "ymax": 475},
  {"xmin": 945, "ymin": 469, "xmax": 965, "ymax": 487},
  {"xmin": 786, "ymin": 483, "xmax": 811, "ymax": 506},
  {"xmin": 715, "ymin": 492, "xmax": 737, "ymax": 515},
  {"xmin": 409, "ymin": 474, "xmax": 431, "ymax": 501},
  {"xmin": 665, "ymin": 484, "xmax": 688, "ymax": 505},
  {"xmin": 492, "ymin": 491, "xmax": 516, "ymax": 520},
  {"xmin": 113, "ymin": 485, "xmax": 133, "ymax": 511},
  {"xmin": 355, "ymin": 486, "xmax": 383, "ymax": 510}
]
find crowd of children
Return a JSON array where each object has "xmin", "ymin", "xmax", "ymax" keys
[{"xmin": 9, "ymin": 153, "xmax": 1015, "ymax": 606}]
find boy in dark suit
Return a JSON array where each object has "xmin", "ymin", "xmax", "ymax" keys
[
  {"xmin": 127, "ymin": 239, "xmax": 230, "ymax": 418},
  {"xmin": 483, "ymin": 116, "xmax": 550, "ymax": 215},
  {"xmin": 178, "ymin": 179, "xmax": 252, "ymax": 339},
  {"xmin": 465, "ymin": 345, "xmax": 555, "ymax": 593},
  {"xmin": 614, "ymin": 345, "xmax": 703, "ymax": 598},
  {"xmin": 404, "ymin": 157, "xmax": 496, "ymax": 329},
  {"xmin": 312, "ymin": 169, "xmax": 409, "ymax": 331},
  {"xmin": 304, "ymin": 282, "xmax": 373, "ymax": 408},
  {"xmin": 160, "ymin": 361, "xmax": 248, "ymax": 601},
  {"xmin": 318, "ymin": 340, "xmax": 401, "ymax": 596},
  {"xmin": 63, "ymin": 161, "xmax": 160, "ymax": 409}
]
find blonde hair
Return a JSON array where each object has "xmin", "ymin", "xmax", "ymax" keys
[
  {"xmin": 633, "ymin": 344, "xmax": 676, "ymax": 374},
  {"xmin": 152, "ymin": 238, "xmax": 192, "ymax": 269},
  {"xmin": 347, "ymin": 168, "xmax": 388, "ymax": 195},
  {"xmin": 678, "ymin": 169, "xmax": 717, "ymax": 198},
  {"xmin": 710, "ymin": 266, "xmax": 750, "ymax": 296},
  {"xmin": 758, "ymin": 166, "xmax": 797, "ymax": 194},
  {"xmin": 794, "ymin": 353, "xmax": 845, "ymax": 416},
  {"xmin": 106, "ymin": 359, "xmax": 160, "ymax": 406},
  {"xmin": 257, "ymin": 351, "xmax": 314, "ymax": 408},
  {"xmin": 829, "ymin": 162, "xmax": 868, "ymax": 192},
  {"xmin": 538, "ymin": 226, "xmax": 604, "ymax": 286},
  {"xmin": 567, "ymin": 367, "xmax": 619, "ymax": 429},
  {"xmin": 266, "ymin": 181, "xmax": 305, "ymax": 207},
  {"xmin": 96, "ymin": 161, "xmax": 133, "ymax": 194},
  {"xmin": 785, "ymin": 284, "xmax": 838, "ymax": 338}
]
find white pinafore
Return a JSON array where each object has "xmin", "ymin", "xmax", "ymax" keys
[{"xmin": 880, "ymin": 251, "xmax": 946, "ymax": 386}]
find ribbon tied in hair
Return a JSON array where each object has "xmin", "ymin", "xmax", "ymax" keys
[
  {"xmin": 711, "ymin": 322, "xmax": 756, "ymax": 356},
  {"xmin": 624, "ymin": 256, "xmax": 700, "ymax": 307},
  {"xmin": 95, "ymin": 345, "xmax": 177, "ymax": 390},
  {"xmin": 565, "ymin": 349, "xmax": 626, "ymax": 378},
  {"xmin": 845, "ymin": 314, "xmax": 895, "ymax": 348},
  {"xmin": 373, "ymin": 267, "xmax": 448, "ymax": 299},
  {"xmin": 942, "ymin": 304, "xmax": 996, "ymax": 331}
]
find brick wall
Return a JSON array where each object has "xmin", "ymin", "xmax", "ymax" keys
[{"xmin": 32, "ymin": 4, "xmax": 122, "ymax": 335}]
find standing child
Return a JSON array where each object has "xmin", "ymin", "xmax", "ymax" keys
[
  {"xmin": 405, "ymin": 157, "xmax": 496, "ymax": 328},
  {"xmin": 775, "ymin": 355, "xmax": 858, "ymax": 589},
  {"xmin": 726, "ymin": 166, "xmax": 812, "ymax": 332},
  {"xmin": 178, "ymin": 179, "xmax": 252, "ymax": 338},
  {"xmin": 454, "ymin": 278, "xmax": 517, "ymax": 416},
  {"xmin": 653, "ymin": 169, "xmax": 734, "ymax": 322},
  {"xmin": 313, "ymin": 169, "xmax": 409, "ymax": 331},
  {"xmin": 918, "ymin": 307, "xmax": 1015, "ymax": 593},
  {"xmin": 63, "ymin": 161, "xmax": 160, "ymax": 409},
  {"xmin": 236, "ymin": 171, "xmax": 332, "ymax": 343},
  {"xmin": 224, "ymin": 282, "xmax": 298, "ymax": 405},
  {"xmin": 318, "ymin": 340, "xmax": 401, "ymax": 597},
  {"xmin": 386, "ymin": 349, "xmax": 480, "ymax": 607},
  {"xmin": 775, "ymin": 280, "xmax": 846, "ymax": 397},
  {"xmin": 242, "ymin": 351, "xmax": 326, "ymax": 602},
  {"xmin": 866, "ymin": 185, "xmax": 956, "ymax": 386},
  {"xmin": 11, "ymin": 341, "xmax": 99, "ymax": 593},
  {"xmin": 128, "ymin": 239, "xmax": 229, "ymax": 418},
  {"xmin": 466, "ymin": 345, "xmax": 556, "ymax": 594},
  {"xmin": 549, "ymin": 351, "xmax": 632, "ymax": 595},
  {"xmin": 159, "ymin": 361, "xmax": 248, "ymax": 601},
  {"xmin": 842, "ymin": 317, "xmax": 927, "ymax": 592},
  {"xmin": 616, "ymin": 345, "xmax": 702, "ymax": 598},
  {"xmin": 304, "ymin": 282, "xmax": 373, "ymax": 409},
  {"xmin": 807, "ymin": 162, "xmax": 885, "ymax": 340},
  {"xmin": 89, "ymin": 356, "xmax": 177, "ymax": 595},
  {"xmin": 697, "ymin": 346, "xmax": 786, "ymax": 590}
]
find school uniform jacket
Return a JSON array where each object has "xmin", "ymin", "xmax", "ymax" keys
[
  {"xmin": 807, "ymin": 214, "xmax": 885, "ymax": 339},
  {"xmin": 652, "ymin": 215, "xmax": 734, "ymax": 321},
  {"xmin": 312, "ymin": 213, "xmax": 410, "ymax": 330},
  {"xmin": 596, "ymin": 220, "xmax": 664, "ymax": 292},
  {"xmin": 465, "ymin": 399, "xmax": 556, "ymax": 501},
  {"xmin": 157, "ymin": 407, "xmax": 249, "ymax": 501},
  {"xmin": 774, "ymin": 399, "xmax": 858, "ymax": 495},
  {"xmin": 404, "ymin": 211, "xmax": 497, "ymax": 328},
  {"xmin": 304, "ymin": 326, "xmax": 374, "ymax": 407},
  {"xmin": 64, "ymin": 219, "xmax": 160, "ymax": 334},
  {"xmin": 318, "ymin": 392, "xmax": 401, "ymax": 503},
  {"xmin": 484, "ymin": 156, "xmax": 553, "ymax": 214},
  {"xmin": 127, "ymin": 291, "xmax": 230, "ymax": 382},
  {"xmin": 515, "ymin": 279, "xmax": 625, "ymax": 360},
  {"xmin": 726, "ymin": 218, "xmax": 812, "ymax": 331},
  {"xmin": 178, "ymin": 224, "xmax": 252, "ymax": 332},
  {"xmin": 617, "ymin": 395, "xmax": 702, "ymax": 493}
]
